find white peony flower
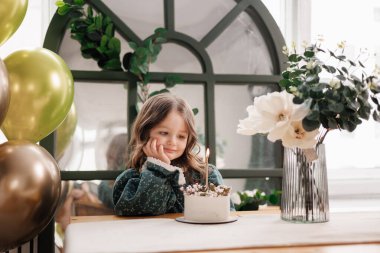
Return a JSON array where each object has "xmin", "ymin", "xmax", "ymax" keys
[
  {"xmin": 306, "ymin": 61, "xmax": 316, "ymax": 70},
  {"xmin": 282, "ymin": 46, "xmax": 289, "ymax": 55},
  {"xmin": 230, "ymin": 192, "xmax": 241, "ymax": 205},
  {"xmin": 282, "ymin": 121, "xmax": 319, "ymax": 149},
  {"xmin": 237, "ymin": 91, "xmax": 310, "ymax": 144},
  {"xmin": 329, "ymin": 78, "xmax": 341, "ymax": 89},
  {"xmin": 244, "ymin": 190, "xmax": 254, "ymax": 197}
]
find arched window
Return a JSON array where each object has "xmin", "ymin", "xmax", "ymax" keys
[
  {"xmin": 42, "ymin": 0, "xmax": 286, "ymax": 190},
  {"xmin": 37, "ymin": 0, "xmax": 288, "ymax": 251},
  {"xmin": 44, "ymin": 0, "xmax": 285, "ymax": 179}
]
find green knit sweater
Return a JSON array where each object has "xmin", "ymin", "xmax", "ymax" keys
[{"xmin": 113, "ymin": 157, "xmax": 234, "ymax": 216}]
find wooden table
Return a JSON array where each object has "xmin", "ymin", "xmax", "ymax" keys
[{"xmin": 68, "ymin": 208, "xmax": 380, "ymax": 253}]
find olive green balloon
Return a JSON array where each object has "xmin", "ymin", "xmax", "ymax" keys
[
  {"xmin": 2, "ymin": 48, "xmax": 74, "ymax": 143},
  {"xmin": 0, "ymin": 58, "xmax": 10, "ymax": 126},
  {"xmin": 0, "ymin": 0, "xmax": 28, "ymax": 46},
  {"xmin": 55, "ymin": 103, "xmax": 77, "ymax": 160},
  {"xmin": 0, "ymin": 141, "xmax": 61, "ymax": 251}
]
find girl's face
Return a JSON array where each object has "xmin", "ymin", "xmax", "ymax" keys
[{"xmin": 149, "ymin": 110, "xmax": 189, "ymax": 161}]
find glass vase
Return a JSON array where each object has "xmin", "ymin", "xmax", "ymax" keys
[{"xmin": 281, "ymin": 144, "xmax": 329, "ymax": 223}]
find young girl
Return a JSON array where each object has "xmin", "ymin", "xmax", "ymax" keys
[{"xmin": 113, "ymin": 93, "xmax": 231, "ymax": 216}]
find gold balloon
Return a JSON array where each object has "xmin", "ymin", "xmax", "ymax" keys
[
  {"xmin": 2, "ymin": 48, "xmax": 74, "ymax": 143},
  {"xmin": 0, "ymin": 0, "xmax": 28, "ymax": 46},
  {"xmin": 0, "ymin": 58, "xmax": 10, "ymax": 126},
  {"xmin": 0, "ymin": 141, "xmax": 61, "ymax": 251},
  {"xmin": 56, "ymin": 103, "xmax": 77, "ymax": 160}
]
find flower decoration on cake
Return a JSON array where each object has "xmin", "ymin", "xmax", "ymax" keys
[{"xmin": 181, "ymin": 183, "xmax": 231, "ymax": 197}]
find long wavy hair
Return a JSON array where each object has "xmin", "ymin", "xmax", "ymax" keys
[{"xmin": 127, "ymin": 93, "xmax": 205, "ymax": 176}]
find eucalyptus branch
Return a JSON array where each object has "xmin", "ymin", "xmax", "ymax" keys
[
  {"xmin": 280, "ymin": 41, "xmax": 380, "ymax": 137},
  {"xmin": 317, "ymin": 129, "xmax": 330, "ymax": 146}
]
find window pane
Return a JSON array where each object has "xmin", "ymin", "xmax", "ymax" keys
[
  {"xmin": 58, "ymin": 82, "xmax": 128, "ymax": 171},
  {"xmin": 105, "ymin": 0, "xmax": 164, "ymax": 40},
  {"xmin": 175, "ymin": 0, "xmax": 235, "ymax": 41},
  {"xmin": 215, "ymin": 84, "xmax": 281, "ymax": 169},
  {"xmin": 207, "ymin": 12, "xmax": 274, "ymax": 74},
  {"xmin": 150, "ymin": 43, "xmax": 202, "ymax": 73}
]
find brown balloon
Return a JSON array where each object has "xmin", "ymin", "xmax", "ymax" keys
[
  {"xmin": 0, "ymin": 141, "xmax": 61, "ymax": 251},
  {"xmin": 0, "ymin": 58, "xmax": 10, "ymax": 127}
]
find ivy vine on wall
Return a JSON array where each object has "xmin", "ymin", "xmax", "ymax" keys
[{"xmin": 56, "ymin": 0, "xmax": 184, "ymax": 104}]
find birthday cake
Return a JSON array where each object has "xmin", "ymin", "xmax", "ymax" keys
[{"xmin": 182, "ymin": 183, "xmax": 231, "ymax": 222}]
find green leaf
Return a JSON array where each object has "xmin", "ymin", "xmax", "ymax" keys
[
  {"xmin": 373, "ymin": 111, "xmax": 380, "ymax": 122},
  {"xmin": 69, "ymin": 9, "xmax": 83, "ymax": 18},
  {"xmin": 302, "ymin": 118, "xmax": 320, "ymax": 131},
  {"xmin": 148, "ymin": 89, "xmax": 170, "ymax": 98},
  {"xmin": 279, "ymin": 79, "xmax": 291, "ymax": 88},
  {"xmin": 322, "ymin": 65, "xmax": 336, "ymax": 74},
  {"xmin": 73, "ymin": 0, "xmax": 85, "ymax": 5},
  {"xmin": 336, "ymin": 75, "xmax": 346, "ymax": 81},
  {"xmin": 143, "ymin": 73, "xmax": 151, "ymax": 84},
  {"xmin": 337, "ymin": 55, "xmax": 346, "ymax": 61},
  {"xmin": 152, "ymin": 44, "xmax": 162, "ymax": 55},
  {"xmin": 293, "ymin": 96, "xmax": 304, "ymax": 104},
  {"xmin": 102, "ymin": 58, "xmax": 122, "ymax": 70},
  {"xmin": 342, "ymin": 120, "xmax": 357, "ymax": 132},
  {"xmin": 358, "ymin": 105, "xmax": 371, "ymax": 120},
  {"xmin": 56, "ymin": 1, "xmax": 65, "ymax": 7},
  {"xmin": 165, "ymin": 75, "xmax": 183, "ymax": 88},
  {"xmin": 137, "ymin": 63, "xmax": 149, "ymax": 74},
  {"xmin": 327, "ymin": 117, "xmax": 338, "ymax": 129},
  {"xmin": 268, "ymin": 194, "xmax": 279, "ymax": 205},
  {"xmin": 281, "ymin": 71, "xmax": 290, "ymax": 79},
  {"xmin": 371, "ymin": 96, "xmax": 379, "ymax": 105},
  {"xmin": 192, "ymin": 108, "xmax": 199, "ymax": 115},
  {"xmin": 329, "ymin": 50, "xmax": 336, "ymax": 57},
  {"xmin": 100, "ymin": 35, "xmax": 108, "ymax": 48},
  {"xmin": 348, "ymin": 60, "xmax": 356, "ymax": 67},
  {"xmin": 87, "ymin": 31, "xmax": 102, "ymax": 41},
  {"xmin": 105, "ymin": 24, "xmax": 114, "ymax": 37},
  {"xmin": 328, "ymin": 102, "xmax": 344, "ymax": 113},
  {"xmin": 128, "ymin": 41, "xmax": 138, "ymax": 50},
  {"xmin": 108, "ymin": 37, "xmax": 121, "ymax": 53},
  {"xmin": 304, "ymin": 50, "xmax": 315, "ymax": 58},
  {"xmin": 95, "ymin": 15, "xmax": 103, "ymax": 30},
  {"xmin": 57, "ymin": 5, "xmax": 70, "ymax": 15},
  {"xmin": 87, "ymin": 6, "xmax": 93, "ymax": 18},
  {"xmin": 155, "ymin": 37, "xmax": 167, "ymax": 43},
  {"xmin": 154, "ymin": 27, "xmax": 167, "ymax": 35},
  {"xmin": 288, "ymin": 54, "xmax": 302, "ymax": 62},
  {"xmin": 135, "ymin": 47, "xmax": 148, "ymax": 58},
  {"xmin": 143, "ymin": 38, "xmax": 153, "ymax": 48}
]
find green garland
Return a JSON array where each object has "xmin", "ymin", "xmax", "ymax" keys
[{"xmin": 56, "ymin": 0, "xmax": 183, "ymax": 103}]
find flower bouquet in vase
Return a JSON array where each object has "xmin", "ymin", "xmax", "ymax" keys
[{"xmin": 237, "ymin": 40, "xmax": 380, "ymax": 223}]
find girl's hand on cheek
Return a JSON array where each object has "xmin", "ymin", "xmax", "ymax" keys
[{"xmin": 143, "ymin": 138, "xmax": 171, "ymax": 165}]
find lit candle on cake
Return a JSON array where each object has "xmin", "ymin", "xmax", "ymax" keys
[{"xmin": 205, "ymin": 148, "xmax": 210, "ymax": 190}]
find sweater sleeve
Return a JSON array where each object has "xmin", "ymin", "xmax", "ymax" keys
[{"xmin": 112, "ymin": 157, "xmax": 185, "ymax": 216}]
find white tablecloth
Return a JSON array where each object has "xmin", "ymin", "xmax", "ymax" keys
[{"xmin": 64, "ymin": 212, "xmax": 380, "ymax": 253}]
